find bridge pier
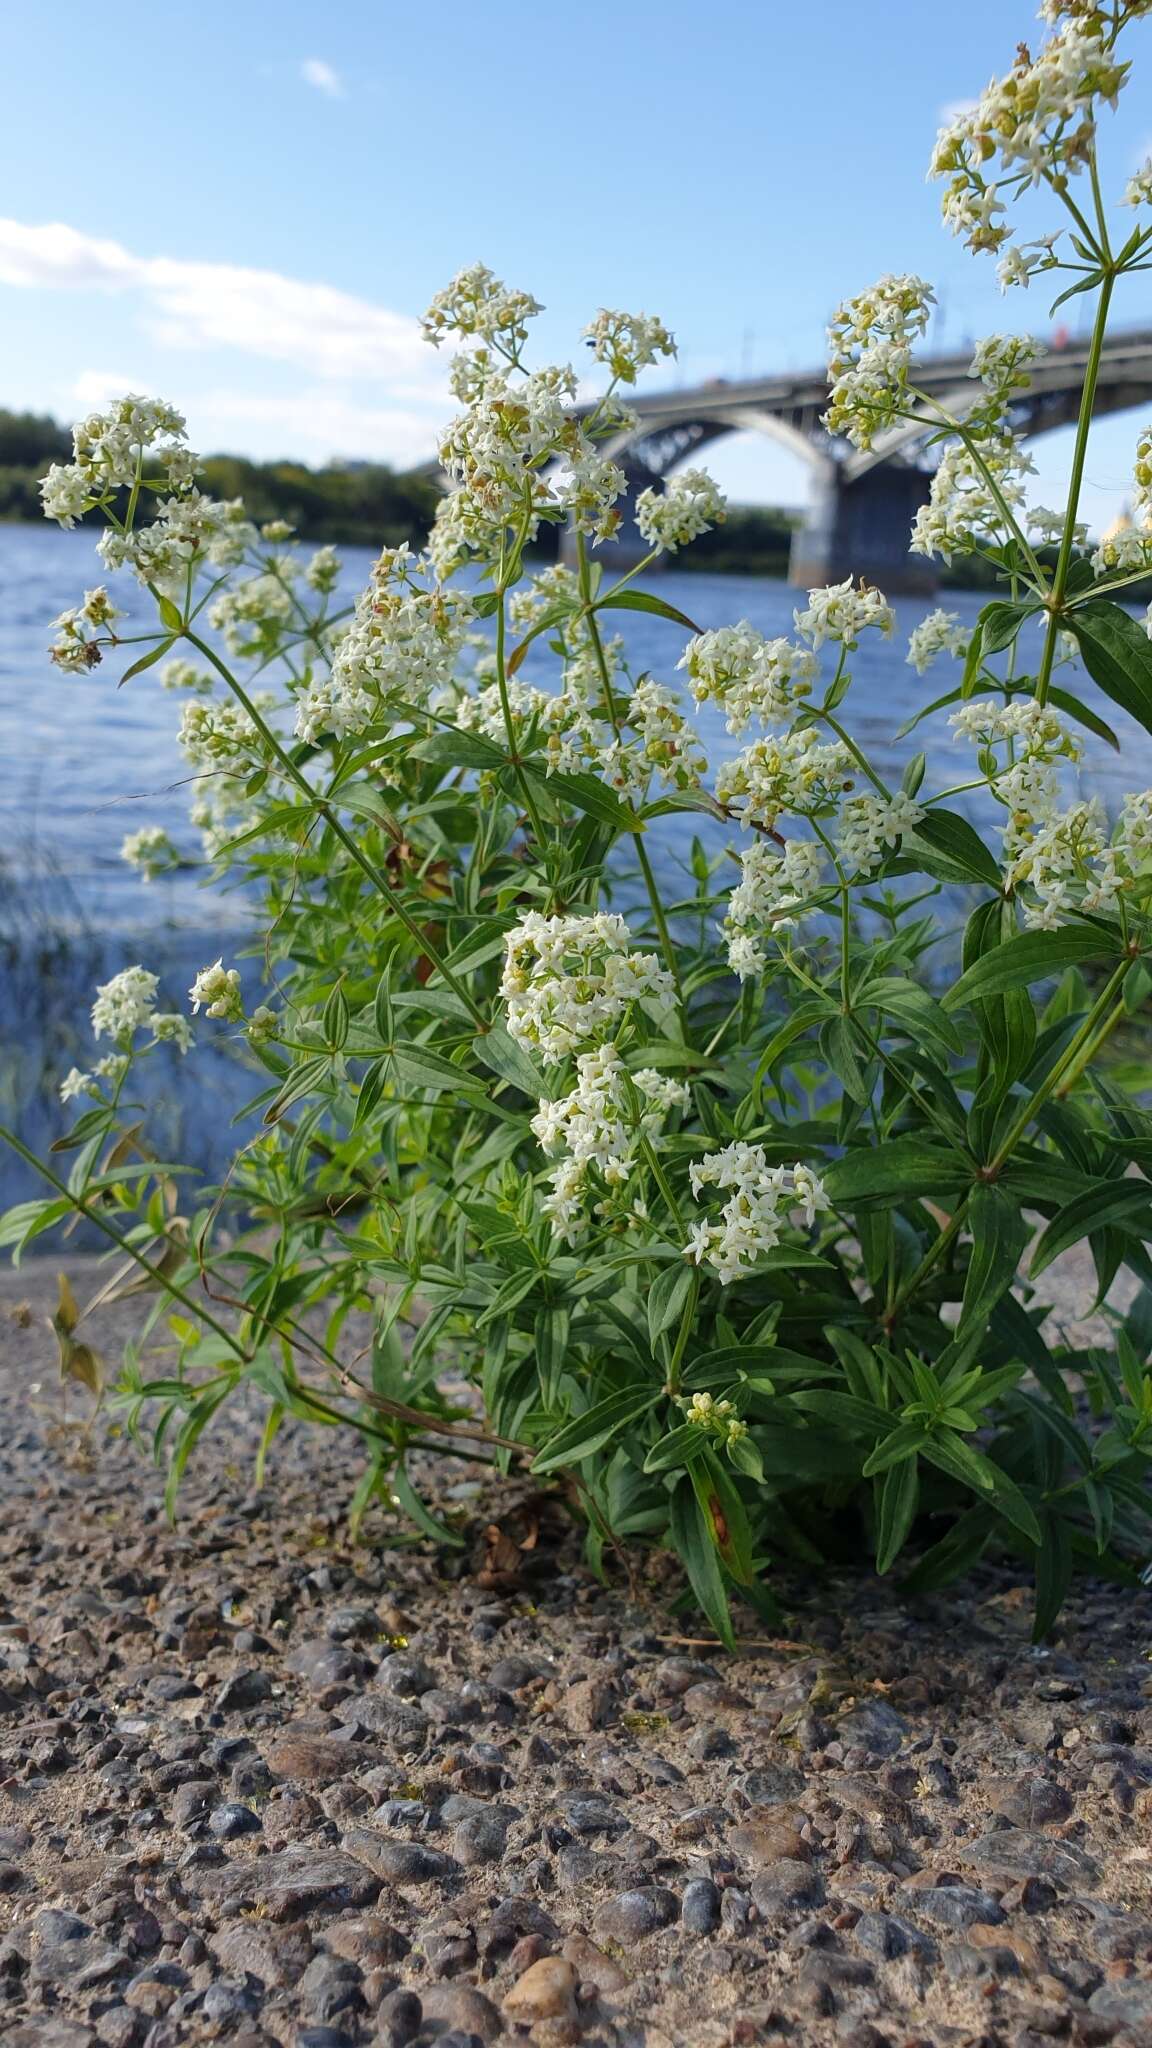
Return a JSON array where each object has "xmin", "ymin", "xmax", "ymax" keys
[{"xmin": 788, "ymin": 463, "xmax": 936, "ymax": 597}]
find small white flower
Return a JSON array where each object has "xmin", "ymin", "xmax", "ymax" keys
[
  {"xmin": 794, "ymin": 578, "xmax": 894, "ymax": 649},
  {"xmin": 189, "ymin": 959, "xmax": 243, "ymax": 1021},
  {"xmin": 121, "ymin": 826, "xmax": 179, "ymax": 880},
  {"xmin": 635, "ymin": 469, "xmax": 726, "ymax": 552},
  {"xmin": 152, "ymin": 1012, "xmax": 194, "ymax": 1053},
  {"xmin": 583, "ymin": 308, "xmax": 676, "ymax": 384},
  {"xmin": 91, "ymin": 965, "xmax": 159, "ymax": 1042},
  {"xmin": 906, "ymin": 609, "xmax": 969, "ymax": 674},
  {"xmin": 685, "ymin": 1144, "xmax": 829, "ymax": 1285},
  {"xmin": 501, "ymin": 911, "xmax": 676, "ymax": 1063}
]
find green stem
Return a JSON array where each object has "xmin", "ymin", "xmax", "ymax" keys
[
  {"xmin": 182, "ymin": 629, "xmax": 487, "ymax": 1029},
  {"xmin": 639, "ymin": 1130, "xmax": 686, "ymax": 1236},
  {"xmin": 574, "ymin": 532, "xmax": 685, "ymax": 1004},
  {"xmin": 1035, "ymin": 265, "xmax": 1116, "ymax": 709},
  {"xmin": 885, "ymin": 955, "xmax": 1132, "ymax": 1323},
  {"xmin": 0, "ymin": 1125, "xmax": 253, "ymax": 1361},
  {"xmin": 665, "ymin": 1269, "xmax": 700, "ymax": 1396}
]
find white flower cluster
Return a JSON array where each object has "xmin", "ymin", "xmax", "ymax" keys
[
  {"xmin": 294, "ymin": 550, "xmax": 471, "ymax": 745},
  {"xmin": 556, "ymin": 449, "xmax": 628, "ymax": 544},
  {"xmin": 946, "ymin": 695, "xmax": 1148, "ymax": 926},
  {"xmin": 120, "ymin": 825, "xmax": 179, "ymax": 880},
  {"xmin": 189, "ymin": 958, "xmax": 243, "ymax": 1021},
  {"xmin": 500, "ymin": 911, "xmax": 676, "ymax": 1062},
  {"xmin": 1125, "ymin": 159, "xmax": 1152, "ymax": 207},
  {"xmin": 794, "ymin": 577, "xmax": 895, "ymax": 650},
  {"xmin": 529, "ymin": 1043, "xmax": 688, "ymax": 1241},
  {"xmin": 634, "ymin": 469, "xmax": 727, "ymax": 552},
  {"xmin": 839, "ymin": 791, "xmax": 926, "ymax": 872},
  {"xmin": 824, "ymin": 274, "xmax": 936, "ymax": 450},
  {"xmin": 930, "ymin": 21, "xmax": 1129, "ymax": 259},
  {"xmin": 179, "ymin": 698, "xmax": 268, "ymax": 777},
  {"xmin": 715, "ymin": 728, "xmax": 853, "ymax": 833},
  {"xmin": 421, "ymin": 262, "xmax": 543, "ymax": 354},
  {"xmin": 91, "ymin": 964, "xmax": 160, "ymax": 1041},
  {"xmin": 969, "ymin": 331, "xmax": 1039, "ymax": 386},
  {"xmin": 161, "ymin": 657, "xmax": 214, "ymax": 694},
  {"xmin": 907, "ymin": 608, "xmax": 970, "ymax": 674},
  {"xmin": 40, "ymin": 396, "xmax": 192, "ymax": 529},
  {"xmin": 679, "ymin": 623, "xmax": 817, "ymax": 735},
  {"xmin": 48, "ymin": 587, "xmax": 120, "ymax": 673},
  {"xmin": 1091, "ymin": 518, "xmax": 1152, "ymax": 576},
  {"xmin": 685, "ymin": 1143, "xmax": 829, "ymax": 1285},
  {"xmin": 1132, "ymin": 425, "xmax": 1152, "ymax": 520},
  {"xmin": 911, "ymin": 430, "xmax": 1035, "ymax": 562},
  {"xmin": 209, "ymin": 570, "xmax": 296, "ymax": 657},
  {"xmin": 723, "ymin": 838, "xmax": 827, "ymax": 979},
  {"xmin": 583, "ymin": 309, "xmax": 677, "ymax": 384},
  {"xmin": 81, "ymin": 966, "xmax": 192, "ymax": 1077},
  {"xmin": 97, "ymin": 491, "xmax": 256, "ymax": 597},
  {"xmin": 679, "ymin": 1391, "xmax": 748, "ymax": 1448},
  {"xmin": 604, "ymin": 678, "xmax": 708, "ymax": 799},
  {"xmin": 305, "ymin": 544, "xmax": 342, "ymax": 593}
]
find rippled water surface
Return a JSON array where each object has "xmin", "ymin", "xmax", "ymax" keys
[{"xmin": 2, "ymin": 521, "xmax": 1150, "ymax": 1209}]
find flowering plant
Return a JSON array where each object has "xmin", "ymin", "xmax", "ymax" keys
[{"xmin": 9, "ymin": 1, "xmax": 1152, "ymax": 1642}]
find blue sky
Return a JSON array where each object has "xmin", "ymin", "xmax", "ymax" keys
[{"xmin": 1, "ymin": 0, "xmax": 1150, "ymax": 528}]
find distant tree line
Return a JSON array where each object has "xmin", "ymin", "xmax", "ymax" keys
[
  {"xmin": 2, "ymin": 409, "xmax": 1142, "ymax": 597},
  {"xmin": 0, "ymin": 410, "xmax": 441, "ymax": 546}
]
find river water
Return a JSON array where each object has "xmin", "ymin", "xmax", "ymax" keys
[{"xmin": 2, "ymin": 521, "xmax": 1149, "ymax": 1211}]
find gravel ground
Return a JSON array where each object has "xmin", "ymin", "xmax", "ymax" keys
[{"xmin": 2, "ymin": 1257, "xmax": 1152, "ymax": 2048}]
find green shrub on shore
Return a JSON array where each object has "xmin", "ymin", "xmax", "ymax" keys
[{"xmin": 7, "ymin": 1, "xmax": 1152, "ymax": 1642}]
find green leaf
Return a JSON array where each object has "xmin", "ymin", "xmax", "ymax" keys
[
  {"xmin": 647, "ymin": 1261, "xmax": 694, "ymax": 1347},
  {"xmin": 920, "ymin": 1435, "xmax": 1041, "ymax": 1543},
  {"xmin": 904, "ymin": 808, "xmax": 1002, "ymax": 887},
  {"xmin": 862, "ymin": 1422, "xmax": 927, "ymax": 1477},
  {"xmin": 507, "ymin": 600, "xmax": 575, "ymax": 675},
  {"xmin": 322, "ymin": 983, "xmax": 349, "ymax": 1051},
  {"xmin": 944, "ymin": 927, "xmax": 1118, "ymax": 1011},
  {"xmin": 391, "ymin": 1043, "xmax": 484, "ymax": 1097},
  {"xmin": 875, "ymin": 1457, "xmax": 919, "ymax": 1574},
  {"xmin": 1032, "ymin": 1510, "xmax": 1073, "ymax": 1639},
  {"xmin": 164, "ymin": 1381, "xmax": 232, "ymax": 1520},
  {"xmin": 532, "ymin": 1386, "xmax": 657, "ymax": 1473},
  {"xmin": 392, "ymin": 1460, "xmax": 466, "ymax": 1547},
  {"xmin": 690, "ymin": 1450, "xmax": 754, "ymax": 1585},
  {"xmin": 1030, "ymin": 1178, "xmax": 1152, "ymax": 1277},
  {"xmin": 1067, "ymin": 599, "xmax": 1152, "ymax": 736},
  {"xmin": 669, "ymin": 1476, "xmax": 735, "ymax": 1648},
  {"xmin": 791, "ymin": 1389, "xmax": 890, "ymax": 1436},
  {"xmin": 960, "ymin": 1183, "xmax": 1029, "ymax": 1333},
  {"xmin": 643, "ymin": 1422, "xmax": 709, "ymax": 1472},
  {"xmin": 473, "ymin": 1024, "xmax": 547, "ymax": 1099},
  {"xmin": 1045, "ymin": 685, "xmax": 1119, "ymax": 751},
  {"xmin": 119, "ymin": 635, "xmax": 176, "ymax": 685},
  {"xmin": 752, "ymin": 1002, "xmax": 828, "ymax": 1105},
  {"xmin": 980, "ymin": 598, "xmax": 1042, "ymax": 654},
  {"xmin": 410, "ymin": 728, "xmax": 508, "ymax": 769},
  {"xmin": 901, "ymin": 1505, "xmax": 990, "ymax": 1592},
  {"xmin": 523, "ymin": 765, "xmax": 635, "ymax": 831},
  {"xmin": 824, "ymin": 1136, "xmax": 971, "ymax": 1206},
  {"xmin": 596, "ymin": 588, "xmax": 701, "ymax": 632},
  {"xmin": 819, "ymin": 1015, "xmax": 870, "ymax": 1105},
  {"xmin": 861, "ymin": 977, "xmax": 963, "ymax": 1055}
]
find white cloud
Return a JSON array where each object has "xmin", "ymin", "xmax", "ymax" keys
[
  {"xmin": 0, "ymin": 219, "xmax": 451, "ymax": 467},
  {"xmin": 300, "ymin": 57, "xmax": 344, "ymax": 99},
  {"xmin": 0, "ymin": 219, "xmax": 442, "ymax": 389}
]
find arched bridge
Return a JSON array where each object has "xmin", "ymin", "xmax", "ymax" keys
[
  {"xmin": 578, "ymin": 326, "xmax": 1152, "ymax": 593},
  {"xmin": 421, "ymin": 328, "xmax": 1152, "ymax": 595}
]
